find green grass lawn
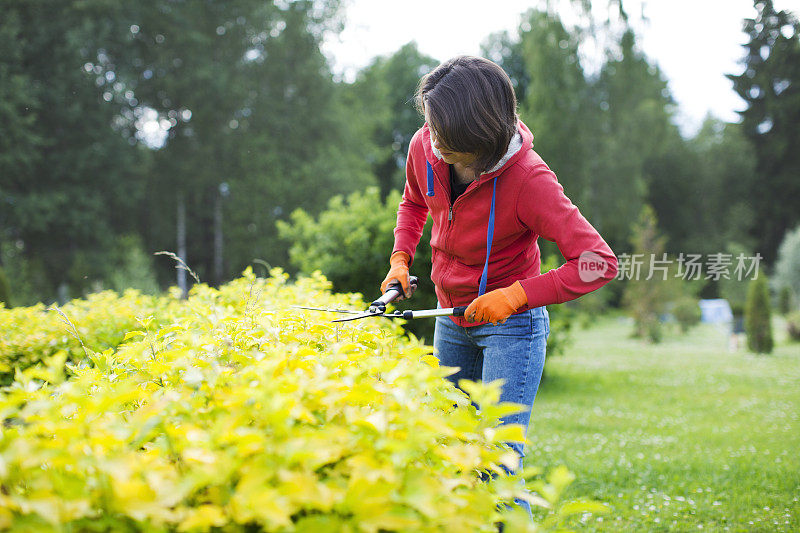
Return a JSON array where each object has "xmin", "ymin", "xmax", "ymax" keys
[{"xmin": 528, "ymin": 313, "xmax": 800, "ymax": 532}]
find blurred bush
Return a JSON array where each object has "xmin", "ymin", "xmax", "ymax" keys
[
  {"xmin": 671, "ymin": 297, "xmax": 702, "ymax": 334},
  {"xmin": 567, "ymin": 286, "xmax": 614, "ymax": 329},
  {"xmin": 775, "ymin": 225, "xmax": 800, "ymax": 312},
  {"xmin": 538, "ymin": 255, "xmax": 573, "ymax": 358},
  {"xmin": 108, "ymin": 234, "xmax": 160, "ymax": 295},
  {"xmin": 0, "ymin": 242, "xmax": 50, "ymax": 307},
  {"xmin": 778, "ymin": 286, "xmax": 794, "ymax": 315},
  {"xmin": 786, "ymin": 311, "xmax": 800, "ymax": 342},
  {"xmin": 277, "ymin": 187, "xmax": 435, "ymax": 340},
  {"xmin": 0, "ymin": 266, "xmax": 11, "ymax": 308}
]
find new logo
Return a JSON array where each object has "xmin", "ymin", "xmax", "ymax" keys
[{"xmin": 578, "ymin": 251, "xmax": 608, "ymax": 282}]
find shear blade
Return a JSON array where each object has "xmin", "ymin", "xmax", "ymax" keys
[
  {"xmin": 293, "ymin": 305, "xmax": 362, "ymax": 315},
  {"xmin": 331, "ymin": 311, "xmax": 382, "ymax": 322}
]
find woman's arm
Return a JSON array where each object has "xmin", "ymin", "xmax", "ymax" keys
[{"xmin": 517, "ymin": 165, "xmax": 618, "ymax": 308}]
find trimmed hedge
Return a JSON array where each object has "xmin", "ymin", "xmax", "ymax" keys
[{"xmin": 0, "ymin": 269, "xmax": 603, "ymax": 531}]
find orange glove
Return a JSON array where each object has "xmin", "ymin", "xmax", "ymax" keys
[
  {"xmin": 465, "ymin": 281, "xmax": 527, "ymax": 325},
  {"xmin": 380, "ymin": 251, "xmax": 412, "ymax": 298}
]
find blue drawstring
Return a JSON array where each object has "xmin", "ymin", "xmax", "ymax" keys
[
  {"xmin": 426, "ymin": 161, "xmax": 435, "ymax": 197},
  {"xmin": 478, "ymin": 178, "xmax": 497, "ymax": 296}
]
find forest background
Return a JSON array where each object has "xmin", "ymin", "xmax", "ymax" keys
[{"xmin": 1, "ymin": 0, "xmax": 798, "ymax": 327}]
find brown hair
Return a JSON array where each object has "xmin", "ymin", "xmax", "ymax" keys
[{"xmin": 415, "ymin": 56, "xmax": 518, "ymax": 173}]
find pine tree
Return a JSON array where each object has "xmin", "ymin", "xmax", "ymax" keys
[
  {"xmin": 622, "ymin": 205, "xmax": 671, "ymax": 342},
  {"xmin": 514, "ymin": 9, "xmax": 593, "ymax": 206},
  {"xmin": 777, "ymin": 286, "xmax": 792, "ymax": 315},
  {"xmin": 728, "ymin": 0, "xmax": 800, "ymax": 263},
  {"xmin": 745, "ymin": 275, "xmax": 774, "ymax": 353}
]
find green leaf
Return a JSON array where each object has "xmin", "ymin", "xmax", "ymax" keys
[{"xmin": 123, "ymin": 331, "xmax": 146, "ymax": 341}]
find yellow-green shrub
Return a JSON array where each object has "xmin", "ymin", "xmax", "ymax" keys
[
  {"xmin": 0, "ymin": 289, "xmax": 168, "ymax": 383},
  {"xmin": 0, "ymin": 269, "xmax": 603, "ymax": 531}
]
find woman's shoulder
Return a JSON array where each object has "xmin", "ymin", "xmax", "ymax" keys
[
  {"xmin": 404, "ymin": 126, "xmax": 424, "ymax": 159},
  {"xmin": 407, "ymin": 125, "xmax": 435, "ymax": 165},
  {"xmin": 511, "ymin": 148, "xmax": 556, "ymax": 184},
  {"xmin": 409, "ymin": 124, "xmax": 428, "ymax": 148}
]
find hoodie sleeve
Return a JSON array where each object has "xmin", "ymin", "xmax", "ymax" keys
[
  {"xmin": 392, "ymin": 133, "xmax": 429, "ymax": 267},
  {"xmin": 516, "ymin": 165, "xmax": 618, "ymax": 307}
]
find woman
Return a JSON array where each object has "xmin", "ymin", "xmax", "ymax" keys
[{"xmin": 381, "ymin": 56, "xmax": 618, "ymax": 517}]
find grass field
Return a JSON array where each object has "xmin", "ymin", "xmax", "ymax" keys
[{"xmin": 527, "ymin": 313, "xmax": 800, "ymax": 532}]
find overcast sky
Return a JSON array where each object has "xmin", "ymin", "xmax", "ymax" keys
[{"xmin": 322, "ymin": 0, "xmax": 799, "ymax": 136}]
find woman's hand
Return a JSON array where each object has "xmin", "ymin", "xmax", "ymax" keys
[
  {"xmin": 380, "ymin": 251, "xmax": 412, "ymax": 299},
  {"xmin": 465, "ymin": 281, "xmax": 527, "ymax": 324}
]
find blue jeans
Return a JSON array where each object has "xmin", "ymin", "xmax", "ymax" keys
[{"xmin": 433, "ymin": 306, "xmax": 550, "ymax": 519}]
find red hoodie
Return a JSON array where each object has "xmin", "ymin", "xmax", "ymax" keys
[{"xmin": 392, "ymin": 120, "xmax": 618, "ymax": 327}]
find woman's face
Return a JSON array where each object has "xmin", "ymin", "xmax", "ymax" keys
[{"xmin": 425, "ymin": 110, "xmax": 478, "ymax": 168}]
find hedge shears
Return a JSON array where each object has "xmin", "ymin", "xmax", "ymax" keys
[{"xmin": 295, "ymin": 275, "xmax": 467, "ymax": 322}]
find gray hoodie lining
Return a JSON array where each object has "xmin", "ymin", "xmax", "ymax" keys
[{"xmin": 430, "ymin": 124, "xmax": 524, "ymax": 175}]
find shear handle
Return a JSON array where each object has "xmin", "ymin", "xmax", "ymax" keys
[
  {"xmin": 370, "ymin": 275, "xmax": 418, "ymax": 313},
  {"xmin": 401, "ymin": 306, "xmax": 467, "ymax": 319}
]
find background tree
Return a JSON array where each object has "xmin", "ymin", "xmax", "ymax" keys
[
  {"xmin": 218, "ymin": 1, "xmax": 375, "ymax": 277},
  {"xmin": 728, "ymin": 0, "xmax": 800, "ymax": 263},
  {"xmin": 592, "ymin": 29, "xmax": 679, "ymax": 251},
  {"xmin": 0, "ymin": 1, "xmax": 146, "ymax": 299},
  {"xmin": 90, "ymin": 0, "xmax": 368, "ymax": 283},
  {"xmin": 745, "ymin": 274, "xmax": 774, "ymax": 353},
  {"xmin": 786, "ymin": 311, "xmax": 800, "ymax": 341},
  {"xmin": 718, "ymin": 241, "xmax": 760, "ymax": 317},
  {"xmin": 1, "ymin": 0, "xmax": 375, "ymax": 300},
  {"xmin": 774, "ymin": 224, "xmax": 800, "ymax": 309},
  {"xmin": 778, "ymin": 286, "xmax": 793, "ymax": 315},
  {"xmin": 342, "ymin": 43, "xmax": 439, "ymax": 198},
  {"xmin": 513, "ymin": 10, "xmax": 595, "ymax": 210},
  {"xmin": 677, "ymin": 119, "xmax": 757, "ymax": 256},
  {"xmin": 621, "ymin": 205, "xmax": 671, "ymax": 342}
]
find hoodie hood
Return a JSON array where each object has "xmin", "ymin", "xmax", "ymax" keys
[
  {"xmin": 422, "ymin": 120, "xmax": 533, "ymax": 179},
  {"xmin": 430, "ymin": 127, "xmax": 525, "ymax": 175}
]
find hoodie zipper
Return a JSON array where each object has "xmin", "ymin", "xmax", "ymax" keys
[
  {"xmin": 442, "ymin": 179, "xmax": 491, "ymax": 272},
  {"xmin": 438, "ymin": 178, "xmax": 483, "ymax": 306},
  {"xmin": 431, "ymin": 161, "xmax": 486, "ymax": 260},
  {"xmin": 447, "ymin": 178, "xmax": 481, "ymax": 225}
]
